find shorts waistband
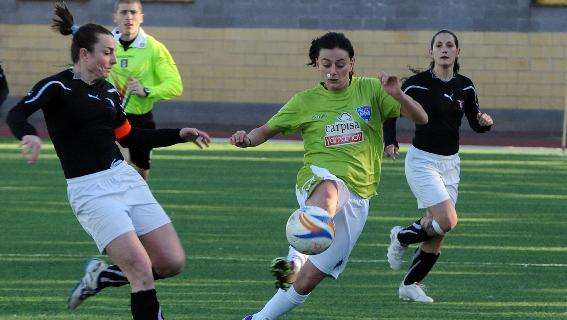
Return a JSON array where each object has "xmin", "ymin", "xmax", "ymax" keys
[
  {"xmin": 66, "ymin": 160, "xmax": 127, "ymax": 185},
  {"xmin": 409, "ymin": 145, "xmax": 459, "ymax": 161}
]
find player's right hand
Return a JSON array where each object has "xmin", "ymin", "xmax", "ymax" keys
[
  {"xmin": 384, "ymin": 144, "xmax": 399, "ymax": 160},
  {"xmin": 179, "ymin": 128, "xmax": 211, "ymax": 149},
  {"xmin": 21, "ymin": 135, "xmax": 42, "ymax": 164},
  {"xmin": 229, "ymin": 130, "xmax": 251, "ymax": 148},
  {"xmin": 126, "ymin": 77, "xmax": 146, "ymax": 97}
]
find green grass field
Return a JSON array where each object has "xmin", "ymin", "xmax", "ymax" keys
[{"xmin": 0, "ymin": 140, "xmax": 566, "ymax": 320}]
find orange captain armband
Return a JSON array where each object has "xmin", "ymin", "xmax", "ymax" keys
[{"xmin": 114, "ymin": 119, "xmax": 132, "ymax": 140}]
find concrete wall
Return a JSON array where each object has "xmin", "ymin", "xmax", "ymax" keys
[{"xmin": 2, "ymin": 0, "xmax": 567, "ymax": 32}]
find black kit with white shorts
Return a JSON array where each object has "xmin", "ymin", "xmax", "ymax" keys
[{"xmin": 7, "ymin": 69, "xmax": 184, "ymax": 252}]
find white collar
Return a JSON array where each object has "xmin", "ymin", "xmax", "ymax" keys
[{"xmin": 112, "ymin": 27, "xmax": 147, "ymax": 49}]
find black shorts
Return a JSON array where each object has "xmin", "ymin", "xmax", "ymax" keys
[{"xmin": 126, "ymin": 112, "xmax": 156, "ymax": 170}]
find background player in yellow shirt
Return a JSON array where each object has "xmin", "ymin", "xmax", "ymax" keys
[
  {"xmin": 230, "ymin": 32, "xmax": 428, "ymax": 320},
  {"xmin": 109, "ymin": 0, "xmax": 183, "ymax": 180}
]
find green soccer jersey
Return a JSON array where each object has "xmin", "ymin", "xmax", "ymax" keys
[
  {"xmin": 108, "ymin": 28, "xmax": 183, "ymax": 115},
  {"xmin": 266, "ymin": 76, "xmax": 401, "ymax": 199}
]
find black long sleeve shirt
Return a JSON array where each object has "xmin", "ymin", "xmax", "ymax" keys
[
  {"xmin": 0, "ymin": 65, "xmax": 8, "ymax": 110},
  {"xmin": 6, "ymin": 69, "xmax": 184, "ymax": 178},
  {"xmin": 384, "ymin": 70, "xmax": 492, "ymax": 156}
]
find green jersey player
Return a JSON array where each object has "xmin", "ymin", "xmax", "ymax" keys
[{"xmin": 230, "ymin": 32, "xmax": 428, "ymax": 320}]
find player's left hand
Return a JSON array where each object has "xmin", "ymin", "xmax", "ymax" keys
[
  {"xmin": 384, "ymin": 144, "xmax": 400, "ymax": 160},
  {"xmin": 180, "ymin": 128, "xmax": 211, "ymax": 149},
  {"xmin": 127, "ymin": 77, "xmax": 146, "ymax": 97},
  {"xmin": 21, "ymin": 135, "xmax": 42, "ymax": 164},
  {"xmin": 477, "ymin": 112, "xmax": 493, "ymax": 126},
  {"xmin": 378, "ymin": 71, "xmax": 402, "ymax": 99}
]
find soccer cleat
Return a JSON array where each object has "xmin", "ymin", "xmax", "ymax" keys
[
  {"xmin": 398, "ymin": 282, "xmax": 434, "ymax": 303},
  {"xmin": 270, "ymin": 257, "xmax": 293, "ymax": 290},
  {"xmin": 270, "ymin": 255, "xmax": 306, "ymax": 290},
  {"xmin": 386, "ymin": 226, "xmax": 407, "ymax": 271},
  {"xmin": 242, "ymin": 315, "xmax": 253, "ymax": 320},
  {"xmin": 67, "ymin": 258, "xmax": 108, "ymax": 310}
]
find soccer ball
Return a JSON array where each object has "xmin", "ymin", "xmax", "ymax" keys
[{"xmin": 285, "ymin": 206, "xmax": 335, "ymax": 255}]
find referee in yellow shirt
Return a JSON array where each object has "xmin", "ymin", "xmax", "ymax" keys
[{"xmin": 109, "ymin": 0, "xmax": 183, "ymax": 180}]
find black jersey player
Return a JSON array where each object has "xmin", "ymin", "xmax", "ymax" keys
[
  {"xmin": 6, "ymin": 3, "xmax": 210, "ymax": 319},
  {"xmin": 383, "ymin": 30, "xmax": 493, "ymax": 303}
]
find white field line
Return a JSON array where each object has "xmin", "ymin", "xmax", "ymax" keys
[
  {"xmin": 2, "ymin": 139, "xmax": 563, "ymax": 155},
  {"xmin": 0, "ymin": 253, "xmax": 565, "ymax": 268}
]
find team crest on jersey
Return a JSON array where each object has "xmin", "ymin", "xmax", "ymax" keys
[
  {"xmin": 120, "ymin": 59, "xmax": 128, "ymax": 68},
  {"xmin": 356, "ymin": 105, "xmax": 371, "ymax": 123},
  {"xmin": 323, "ymin": 112, "xmax": 363, "ymax": 147},
  {"xmin": 456, "ymin": 99, "xmax": 464, "ymax": 111}
]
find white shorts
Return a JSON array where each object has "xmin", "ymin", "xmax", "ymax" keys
[
  {"xmin": 405, "ymin": 145, "xmax": 460, "ymax": 209},
  {"xmin": 66, "ymin": 161, "xmax": 171, "ymax": 253},
  {"xmin": 294, "ymin": 165, "xmax": 370, "ymax": 279}
]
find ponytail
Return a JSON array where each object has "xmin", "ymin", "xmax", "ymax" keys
[
  {"xmin": 51, "ymin": 2, "xmax": 75, "ymax": 36},
  {"xmin": 50, "ymin": 2, "xmax": 112, "ymax": 64}
]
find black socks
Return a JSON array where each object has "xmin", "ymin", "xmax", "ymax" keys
[
  {"xmin": 403, "ymin": 249, "xmax": 440, "ymax": 285},
  {"xmin": 131, "ymin": 289, "xmax": 164, "ymax": 320}
]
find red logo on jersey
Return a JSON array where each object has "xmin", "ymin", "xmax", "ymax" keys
[
  {"xmin": 323, "ymin": 112, "xmax": 364, "ymax": 147},
  {"xmin": 325, "ymin": 132, "xmax": 363, "ymax": 147}
]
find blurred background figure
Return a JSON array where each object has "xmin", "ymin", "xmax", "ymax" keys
[{"xmin": 0, "ymin": 63, "xmax": 9, "ymax": 118}]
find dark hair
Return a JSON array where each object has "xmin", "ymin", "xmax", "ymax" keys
[
  {"xmin": 429, "ymin": 29, "xmax": 460, "ymax": 74},
  {"xmin": 51, "ymin": 2, "xmax": 113, "ymax": 64},
  {"xmin": 307, "ymin": 32, "xmax": 355, "ymax": 80},
  {"xmin": 307, "ymin": 32, "xmax": 355, "ymax": 66},
  {"xmin": 114, "ymin": 0, "xmax": 143, "ymax": 13}
]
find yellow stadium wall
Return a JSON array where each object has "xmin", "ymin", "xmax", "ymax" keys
[{"xmin": 1, "ymin": 24, "xmax": 566, "ymax": 110}]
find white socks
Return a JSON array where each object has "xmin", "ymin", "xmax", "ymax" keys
[{"xmin": 252, "ymin": 286, "xmax": 309, "ymax": 320}]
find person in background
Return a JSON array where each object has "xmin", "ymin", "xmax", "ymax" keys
[
  {"xmin": 384, "ymin": 29, "xmax": 493, "ymax": 303},
  {"xmin": 0, "ymin": 64, "xmax": 9, "ymax": 117},
  {"xmin": 109, "ymin": 0, "xmax": 183, "ymax": 181}
]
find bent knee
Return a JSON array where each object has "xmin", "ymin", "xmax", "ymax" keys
[
  {"xmin": 154, "ymin": 256, "xmax": 186, "ymax": 278},
  {"xmin": 448, "ymin": 215, "xmax": 458, "ymax": 230},
  {"xmin": 435, "ymin": 216, "xmax": 457, "ymax": 234},
  {"xmin": 442, "ymin": 210, "xmax": 458, "ymax": 231},
  {"xmin": 308, "ymin": 181, "xmax": 339, "ymax": 214}
]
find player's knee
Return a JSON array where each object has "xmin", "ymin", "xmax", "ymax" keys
[
  {"xmin": 423, "ymin": 217, "xmax": 454, "ymax": 236},
  {"xmin": 157, "ymin": 256, "xmax": 185, "ymax": 278},
  {"xmin": 431, "ymin": 218, "xmax": 455, "ymax": 235},
  {"xmin": 441, "ymin": 208, "xmax": 458, "ymax": 231},
  {"xmin": 309, "ymin": 181, "xmax": 338, "ymax": 215},
  {"xmin": 153, "ymin": 250, "xmax": 186, "ymax": 278},
  {"xmin": 447, "ymin": 214, "xmax": 458, "ymax": 230}
]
